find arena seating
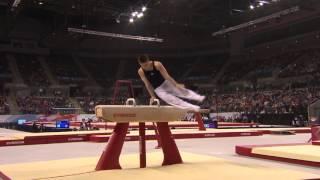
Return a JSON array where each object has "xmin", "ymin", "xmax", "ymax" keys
[
  {"xmin": 15, "ymin": 54, "xmax": 50, "ymax": 87},
  {"xmin": 0, "ymin": 96, "xmax": 9, "ymax": 114},
  {"xmin": 77, "ymin": 97, "xmax": 109, "ymax": 114},
  {"xmin": 16, "ymin": 96, "xmax": 74, "ymax": 114},
  {"xmin": 220, "ymin": 52, "xmax": 294, "ymax": 83},
  {"xmin": 0, "ymin": 47, "xmax": 317, "ymax": 119},
  {"xmin": 200, "ymin": 88, "xmax": 316, "ymax": 124},
  {"xmin": 0, "ymin": 54, "xmax": 12, "ymax": 84},
  {"xmin": 80, "ymin": 58, "xmax": 120, "ymax": 87},
  {"xmin": 279, "ymin": 49, "xmax": 320, "ymax": 78},
  {"xmin": 186, "ymin": 55, "xmax": 227, "ymax": 83},
  {"xmin": 245, "ymin": 52, "xmax": 295, "ymax": 79},
  {"xmin": 47, "ymin": 55, "xmax": 87, "ymax": 85},
  {"xmin": 218, "ymin": 48, "xmax": 320, "ymax": 84}
]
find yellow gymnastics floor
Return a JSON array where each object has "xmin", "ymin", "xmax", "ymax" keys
[{"xmin": 0, "ymin": 152, "xmax": 318, "ymax": 180}]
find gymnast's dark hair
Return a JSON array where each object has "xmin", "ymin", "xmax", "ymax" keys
[{"xmin": 137, "ymin": 54, "xmax": 150, "ymax": 63}]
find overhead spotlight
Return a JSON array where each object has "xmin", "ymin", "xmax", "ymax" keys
[
  {"xmin": 38, "ymin": 1, "xmax": 43, "ymax": 5},
  {"xmin": 11, "ymin": 0, "xmax": 22, "ymax": 9},
  {"xmin": 142, "ymin": 6, "xmax": 147, "ymax": 12},
  {"xmin": 259, "ymin": 1, "xmax": 271, "ymax": 4},
  {"xmin": 132, "ymin": 11, "xmax": 138, "ymax": 17},
  {"xmin": 232, "ymin": 9, "xmax": 244, "ymax": 13},
  {"xmin": 137, "ymin": 13, "xmax": 144, "ymax": 18},
  {"xmin": 259, "ymin": 2, "xmax": 264, "ymax": 6},
  {"xmin": 129, "ymin": 18, "xmax": 134, "ymax": 23},
  {"xmin": 250, "ymin": 5, "xmax": 255, "ymax": 9}
]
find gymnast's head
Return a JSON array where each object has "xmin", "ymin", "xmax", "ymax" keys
[{"xmin": 137, "ymin": 54, "xmax": 151, "ymax": 68}]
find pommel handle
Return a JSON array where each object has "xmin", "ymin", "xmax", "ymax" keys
[
  {"xmin": 149, "ymin": 98, "xmax": 160, "ymax": 107},
  {"xmin": 126, "ymin": 98, "xmax": 136, "ymax": 106}
]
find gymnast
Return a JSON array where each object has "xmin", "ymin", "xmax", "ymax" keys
[{"xmin": 137, "ymin": 54, "xmax": 205, "ymax": 112}]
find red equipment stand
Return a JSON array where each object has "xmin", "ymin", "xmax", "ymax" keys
[
  {"xmin": 104, "ymin": 80, "xmax": 136, "ymax": 130},
  {"xmin": 311, "ymin": 125, "xmax": 320, "ymax": 141},
  {"xmin": 96, "ymin": 80, "xmax": 182, "ymax": 170},
  {"xmin": 152, "ymin": 122, "xmax": 162, "ymax": 149},
  {"xmin": 195, "ymin": 112, "xmax": 206, "ymax": 131},
  {"xmin": 112, "ymin": 80, "xmax": 135, "ymax": 104},
  {"xmin": 95, "ymin": 123, "xmax": 129, "ymax": 170},
  {"xmin": 152, "ymin": 111, "xmax": 206, "ymax": 149},
  {"xmin": 139, "ymin": 122, "xmax": 146, "ymax": 168},
  {"xmin": 95, "ymin": 121, "xmax": 182, "ymax": 170}
]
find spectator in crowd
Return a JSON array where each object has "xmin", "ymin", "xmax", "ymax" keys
[{"xmin": 16, "ymin": 95, "xmax": 73, "ymax": 114}]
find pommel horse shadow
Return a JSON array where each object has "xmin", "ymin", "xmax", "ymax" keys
[{"xmin": 95, "ymin": 98, "xmax": 189, "ymax": 170}]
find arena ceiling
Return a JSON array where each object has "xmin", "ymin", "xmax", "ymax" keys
[
  {"xmin": 0, "ymin": 0, "xmax": 314, "ymax": 50},
  {"xmin": 1, "ymin": 0, "xmax": 306, "ymax": 32}
]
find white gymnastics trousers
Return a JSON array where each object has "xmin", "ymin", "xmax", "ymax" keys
[{"xmin": 154, "ymin": 80, "xmax": 203, "ymax": 111}]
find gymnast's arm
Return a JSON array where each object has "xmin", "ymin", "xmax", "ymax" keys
[
  {"xmin": 155, "ymin": 61, "xmax": 184, "ymax": 89},
  {"xmin": 138, "ymin": 68, "xmax": 157, "ymax": 99}
]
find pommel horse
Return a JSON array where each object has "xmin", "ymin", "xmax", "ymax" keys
[{"xmin": 95, "ymin": 98, "xmax": 189, "ymax": 170}]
